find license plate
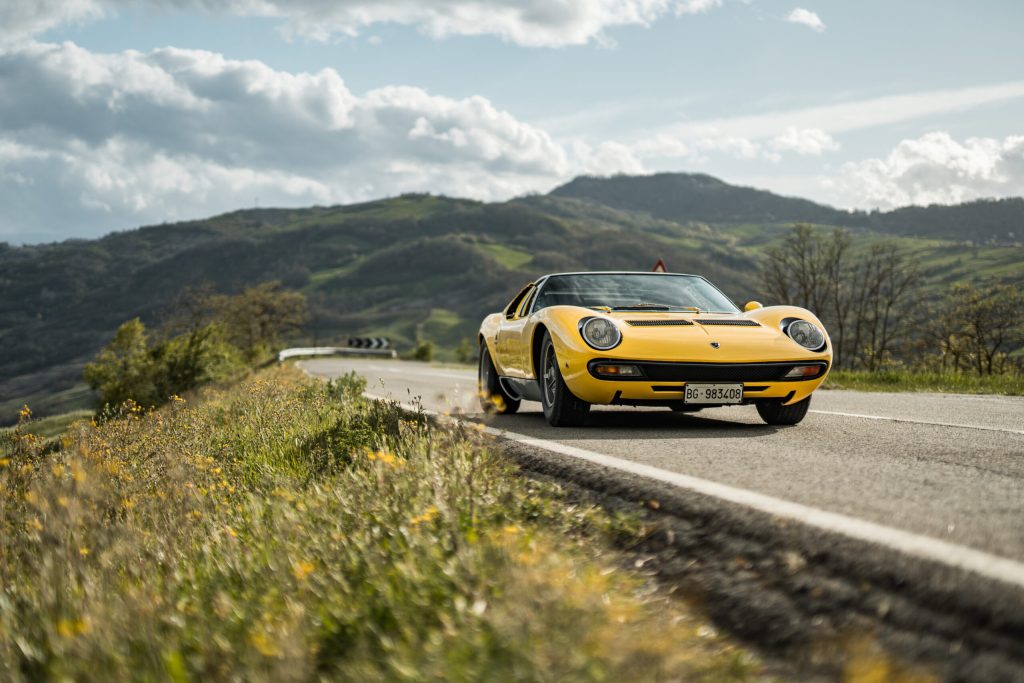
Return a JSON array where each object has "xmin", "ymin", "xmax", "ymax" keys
[{"xmin": 684, "ymin": 383, "xmax": 743, "ymax": 404}]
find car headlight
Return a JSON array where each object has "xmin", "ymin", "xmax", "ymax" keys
[
  {"xmin": 579, "ymin": 317, "xmax": 622, "ymax": 350},
  {"xmin": 783, "ymin": 318, "xmax": 826, "ymax": 351}
]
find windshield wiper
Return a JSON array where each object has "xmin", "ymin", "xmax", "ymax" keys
[{"xmin": 611, "ymin": 303, "xmax": 672, "ymax": 311}]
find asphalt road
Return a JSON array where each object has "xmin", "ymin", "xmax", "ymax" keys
[{"xmin": 302, "ymin": 357, "xmax": 1024, "ymax": 566}]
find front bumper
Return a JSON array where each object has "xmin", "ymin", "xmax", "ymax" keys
[{"xmin": 564, "ymin": 358, "xmax": 830, "ymax": 406}]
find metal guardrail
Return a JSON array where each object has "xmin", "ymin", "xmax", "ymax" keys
[{"xmin": 278, "ymin": 346, "xmax": 398, "ymax": 362}]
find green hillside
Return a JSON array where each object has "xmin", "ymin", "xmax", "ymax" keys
[
  {"xmin": 3, "ymin": 177, "xmax": 1023, "ymax": 424},
  {"xmin": 0, "ymin": 193, "xmax": 761, "ymax": 422}
]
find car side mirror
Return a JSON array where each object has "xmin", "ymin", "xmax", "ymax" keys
[{"xmin": 743, "ymin": 301, "xmax": 763, "ymax": 312}]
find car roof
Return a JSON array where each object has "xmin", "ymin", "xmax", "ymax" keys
[{"xmin": 535, "ymin": 271, "xmax": 703, "ymax": 282}]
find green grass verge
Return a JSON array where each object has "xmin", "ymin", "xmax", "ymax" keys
[
  {"xmin": 0, "ymin": 383, "xmax": 95, "ymax": 426},
  {"xmin": 0, "ymin": 410, "xmax": 93, "ymax": 441},
  {"xmin": 1, "ymin": 367, "xmax": 767, "ymax": 681},
  {"xmin": 824, "ymin": 369, "xmax": 1024, "ymax": 396}
]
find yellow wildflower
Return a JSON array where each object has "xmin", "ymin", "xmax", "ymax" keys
[
  {"xmin": 51, "ymin": 464, "xmax": 65, "ymax": 477},
  {"xmin": 367, "ymin": 449, "xmax": 402, "ymax": 468},
  {"xmin": 18, "ymin": 405, "xmax": 32, "ymax": 421},
  {"xmin": 250, "ymin": 631, "xmax": 280, "ymax": 657},
  {"xmin": 292, "ymin": 560, "xmax": 315, "ymax": 581},
  {"xmin": 0, "ymin": 458, "xmax": 10, "ymax": 468},
  {"xmin": 410, "ymin": 505, "xmax": 440, "ymax": 526},
  {"xmin": 56, "ymin": 618, "xmax": 90, "ymax": 638},
  {"xmin": 79, "ymin": 547, "xmax": 90, "ymax": 556}
]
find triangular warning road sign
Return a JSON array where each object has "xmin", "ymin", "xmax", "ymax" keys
[{"xmin": 652, "ymin": 258, "xmax": 667, "ymax": 273}]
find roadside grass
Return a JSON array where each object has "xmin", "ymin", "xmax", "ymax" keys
[
  {"xmin": 824, "ymin": 369, "xmax": 1024, "ymax": 396},
  {"xmin": 0, "ymin": 410, "xmax": 93, "ymax": 441},
  {"xmin": 1, "ymin": 382, "xmax": 95, "ymax": 427},
  {"xmin": 1, "ymin": 366, "xmax": 765, "ymax": 681}
]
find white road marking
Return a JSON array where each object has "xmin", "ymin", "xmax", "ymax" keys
[
  {"xmin": 359, "ymin": 364, "xmax": 473, "ymax": 381},
  {"xmin": 810, "ymin": 409, "xmax": 1024, "ymax": 437},
  {"xmin": 366, "ymin": 391, "xmax": 1024, "ymax": 591}
]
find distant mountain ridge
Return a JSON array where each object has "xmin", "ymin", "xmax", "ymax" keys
[{"xmin": 550, "ymin": 172, "xmax": 1024, "ymax": 244}]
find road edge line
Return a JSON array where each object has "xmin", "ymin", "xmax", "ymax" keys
[{"xmin": 810, "ymin": 409, "xmax": 1024, "ymax": 436}]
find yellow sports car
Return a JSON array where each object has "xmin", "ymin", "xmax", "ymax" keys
[{"xmin": 478, "ymin": 271, "xmax": 831, "ymax": 427}]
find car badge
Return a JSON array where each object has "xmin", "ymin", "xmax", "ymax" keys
[{"xmin": 710, "ymin": 341, "xmax": 721, "ymax": 349}]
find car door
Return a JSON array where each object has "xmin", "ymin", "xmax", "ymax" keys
[
  {"xmin": 511, "ymin": 286, "xmax": 539, "ymax": 377},
  {"xmin": 494, "ymin": 284, "xmax": 534, "ymax": 374}
]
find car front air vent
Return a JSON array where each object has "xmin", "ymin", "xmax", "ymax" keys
[
  {"xmin": 694, "ymin": 319, "xmax": 761, "ymax": 326},
  {"xmin": 626, "ymin": 320, "xmax": 695, "ymax": 326}
]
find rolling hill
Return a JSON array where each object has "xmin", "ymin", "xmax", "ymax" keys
[
  {"xmin": 2, "ymin": 173, "xmax": 1022, "ymax": 423},
  {"xmin": 552, "ymin": 173, "xmax": 1024, "ymax": 245}
]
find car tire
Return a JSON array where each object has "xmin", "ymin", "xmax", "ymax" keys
[
  {"xmin": 539, "ymin": 331, "xmax": 590, "ymax": 427},
  {"xmin": 478, "ymin": 343, "xmax": 520, "ymax": 415},
  {"xmin": 756, "ymin": 396, "xmax": 811, "ymax": 425}
]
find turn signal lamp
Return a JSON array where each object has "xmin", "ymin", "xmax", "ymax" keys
[
  {"xmin": 783, "ymin": 365, "xmax": 823, "ymax": 379},
  {"xmin": 593, "ymin": 363, "xmax": 643, "ymax": 377}
]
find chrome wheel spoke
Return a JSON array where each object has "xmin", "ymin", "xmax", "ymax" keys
[{"xmin": 543, "ymin": 349, "xmax": 558, "ymax": 405}]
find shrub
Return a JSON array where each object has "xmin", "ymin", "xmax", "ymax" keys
[{"xmin": 411, "ymin": 340, "xmax": 434, "ymax": 362}]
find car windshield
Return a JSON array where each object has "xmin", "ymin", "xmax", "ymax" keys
[{"xmin": 532, "ymin": 274, "xmax": 739, "ymax": 314}]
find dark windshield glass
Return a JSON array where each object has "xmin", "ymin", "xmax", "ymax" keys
[{"xmin": 532, "ymin": 274, "xmax": 739, "ymax": 314}]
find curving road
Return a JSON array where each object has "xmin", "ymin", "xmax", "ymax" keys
[
  {"xmin": 301, "ymin": 357, "xmax": 1024, "ymax": 678},
  {"xmin": 302, "ymin": 357, "xmax": 1024, "ymax": 565}
]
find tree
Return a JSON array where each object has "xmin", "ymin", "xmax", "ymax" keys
[
  {"xmin": 211, "ymin": 282, "xmax": 309, "ymax": 364},
  {"xmin": 455, "ymin": 338, "xmax": 474, "ymax": 364},
  {"xmin": 925, "ymin": 283, "xmax": 1024, "ymax": 375},
  {"xmin": 83, "ymin": 319, "xmax": 160, "ymax": 409},
  {"xmin": 762, "ymin": 225, "xmax": 919, "ymax": 370},
  {"xmin": 848, "ymin": 242, "xmax": 920, "ymax": 371}
]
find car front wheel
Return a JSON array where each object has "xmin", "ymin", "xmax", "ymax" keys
[
  {"xmin": 756, "ymin": 396, "xmax": 811, "ymax": 425},
  {"xmin": 540, "ymin": 332, "xmax": 590, "ymax": 427}
]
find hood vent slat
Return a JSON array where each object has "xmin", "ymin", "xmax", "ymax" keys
[
  {"xmin": 626, "ymin": 320, "xmax": 694, "ymax": 327},
  {"xmin": 694, "ymin": 319, "xmax": 761, "ymax": 327}
]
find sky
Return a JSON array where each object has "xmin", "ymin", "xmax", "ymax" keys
[{"xmin": 1, "ymin": 0, "xmax": 1023, "ymax": 243}]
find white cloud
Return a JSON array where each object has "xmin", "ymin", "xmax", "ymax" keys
[
  {"xmin": 571, "ymin": 141, "xmax": 646, "ymax": 175},
  {"xmin": 770, "ymin": 126, "xmax": 839, "ymax": 155},
  {"xmin": 831, "ymin": 132, "xmax": 1024, "ymax": 208},
  {"xmin": 2, "ymin": 0, "xmax": 723, "ymax": 48},
  {"xmin": 0, "ymin": 0, "xmax": 103, "ymax": 46},
  {"xmin": 652, "ymin": 81, "xmax": 1024, "ymax": 143},
  {"xmin": 0, "ymin": 41, "xmax": 587, "ymax": 242},
  {"xmin": 786, "ymin": 8, "xmax": 825, "ymax": 32},
  {"xmin": 629, "ymin": 128, "xmax": 838, "ymax": 163}
]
